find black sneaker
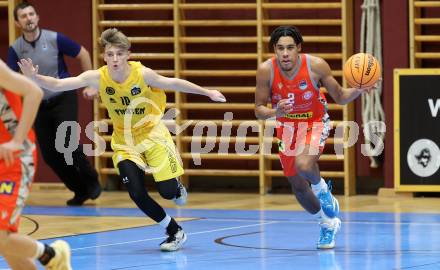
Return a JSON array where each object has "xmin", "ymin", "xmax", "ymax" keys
[
  {"xmin": 66, "ymin": 194, "xmax": 89, "ymax": 206},
  {"xmin": 88, "ymin": 182, "xmax": 101, "ymax": 200}
]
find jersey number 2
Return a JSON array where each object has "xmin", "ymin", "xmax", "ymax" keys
[{"xmin": 287, "ymin": 93, "xmax": 295, "ymax": 104}]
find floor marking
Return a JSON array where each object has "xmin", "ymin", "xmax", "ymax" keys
[{"xmin": 71, "ymin": 221, "xmax": 279, "ymax": 251}]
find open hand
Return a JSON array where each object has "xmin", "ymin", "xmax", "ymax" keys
[
  {"xmin": 0, "ymin": 140, "xmax": 22, "ymax": 167},
  {"xmin": 17, "ymin": 58, "xmax": 39, "ymax": 78},
  {"xmin": 360, "ymin": 78, "xmax": 382, "ymax": 94}
]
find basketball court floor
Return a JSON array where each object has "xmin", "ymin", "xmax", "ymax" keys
[{"xmin": 2, "ymin": 190, "xmax": 440, "ymax": 270}]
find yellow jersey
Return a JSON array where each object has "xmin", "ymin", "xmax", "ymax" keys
[{"xmin": 98, "ymin": 61, "xmax": 166, "ymax": 141}]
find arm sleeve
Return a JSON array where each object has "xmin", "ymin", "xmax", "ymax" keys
[
  {"xmin": 6, "ymin": 47, "xmax": 20, "ymax": 72},
  {"xmin": 56, "ymin": 32, "xmax": 81, "ymax": 58}
]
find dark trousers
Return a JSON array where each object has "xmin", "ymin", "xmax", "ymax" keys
[{"xmin": 34, "ymin": 91, "xmax": 99, "ymax": 196}]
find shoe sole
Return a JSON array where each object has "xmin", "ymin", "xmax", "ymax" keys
[
  {"xmin": 317, "ymin": 243, "xmax": 335, "ymax": 249},
  {"xmin": 66, "ymin": 198, "xmax": 88, "ymax": 206}
]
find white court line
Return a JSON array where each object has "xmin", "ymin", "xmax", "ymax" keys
[
  {"xmin": 200, "ymin": 218, "xmax": 440, "ymax": 226},
  {"xmin": 1, "ymin": 217, "xmax": 438, "ymax": 265},
  {"xmin": 71, "ymin": 217, "xmax": 440, "ymax": 252},
  {"xmin": 71, "ymin": 220, "xmax": 279, "ymax": 251},
  {"xmin": 0, "ymin": 220, "xmax": 278, "ymax": 265}
]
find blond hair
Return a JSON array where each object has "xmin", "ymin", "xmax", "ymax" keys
[{"xmin": 100, "ymin": 28, "xmax": 131, "ymax": 50}]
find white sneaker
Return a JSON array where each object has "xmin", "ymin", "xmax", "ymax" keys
[
  {"xmin": 317, "ymin": 217, "xmax": 341, "ymax": 249},
  {"xmin": 173, "ymin": 181, "xmax": 188, "ymax": 206},
  {"xmin": 160, "ymin": 228, "xmax": 187, "ymax": 252},
  {"xmin": 45, "ymin": 240, "xmax": 72, "ymax": 270},
  {"xmin": 318, "ymin": 180, "xmax": 339, "ymax": 218}
]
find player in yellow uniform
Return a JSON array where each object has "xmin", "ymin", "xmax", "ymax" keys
[{"xmin": 18, "ymin": 28, "xmax": 226, "ymax": 251}]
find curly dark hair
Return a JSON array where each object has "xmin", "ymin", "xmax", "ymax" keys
[{"xmin": 269, "ymin": 26, "xmax": 303, "ymax": 50}]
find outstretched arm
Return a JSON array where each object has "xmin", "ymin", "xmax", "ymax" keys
[
  {"xmin": 76, "ymin": 46, "xmax": 99, "ymax": 100},
  {"xmin": 18, "ymin": 58, "xmax": 100, "ymax": 92},
  {"xmin": 313, "ymin": 56, "xmax": 373, "ymax": 105},
  {"xmin": 141, "ymin": 67, "xmax": 226, "ymax": 102},
  {"xmin": 0, "ymin": 60, "xmax": 43, "ymax": 165}
]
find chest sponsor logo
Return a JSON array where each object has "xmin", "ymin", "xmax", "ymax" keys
[
  {"xmin": 131, "ymin": 85, "xmax": 141, "ymax": 96},
  {"xmin": 114, "ymin": 107, "xmax": 146, "ymax": 116},
  {"xmin": 299, "ymin": 80, "xmax": 308, "ymax": 90},
  {"xmin": 106, "ymin": 87, "xmax": 115, "ymax": 95},
  {"xmin": 303, "ymin": 90, "xmax": 313, "ymax": 100},
  {"xmin": 285, "ymin": 112, "xmax": 313, "ymax": 120},
  {"xmin": 109, "ymin": 97, "xmax": 117, "ymax": 103},
  {"xmin": 0, "ymin": 181, "xmax": 15, "ymax": 195}
]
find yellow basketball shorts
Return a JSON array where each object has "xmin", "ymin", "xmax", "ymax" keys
[{"xmin": 111, "ymin": 122, "xmax": 184, "ymax": 182}]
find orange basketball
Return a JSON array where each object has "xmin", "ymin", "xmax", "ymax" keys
[{"xmin": 343, "ymin": 53, "xmax": 381, "ymax": 88}]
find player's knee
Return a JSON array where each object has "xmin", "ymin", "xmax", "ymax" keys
[{"xmin": 157, "ymin": 178, "xmax": 178, "ymax": 200}]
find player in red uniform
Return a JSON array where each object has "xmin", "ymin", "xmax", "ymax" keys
[
  {"xmin": 0, "ymin": 59, "xmax": 71, "ymax": 270},
  {"xmin": 255, "ymin": 26, "xmax": 375, "ymax": 249}
]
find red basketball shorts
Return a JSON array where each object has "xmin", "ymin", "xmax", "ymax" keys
[
  {"xmin": 276, "ymin": 121, "xmax": 330, "ymax": 177},
  {"xmin": 0, "ymin": 148, "xmax": 36, "ymax": 232}
]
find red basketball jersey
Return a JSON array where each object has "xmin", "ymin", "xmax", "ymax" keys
[
  {"xmin": 0, "ymin": 89, "xmax": 35, "ymax": 144},
  {"xmin": 270, "ymin": 54, "xmax": 328, "ymax": 124}
]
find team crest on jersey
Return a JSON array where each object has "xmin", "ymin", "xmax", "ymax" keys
[
  {"xmin": 303, "ymin": 90, "xmax": 313, "ymax": 100},
  {"xmin": 131, "ymin": 85, "xmax": 141, "ymax": 96},
  {"xmin": 272, "ymin": 94, "xmax": 282, "ymax": 102},
  {"xmin": 299, "ymin": 80, "xmax": 308, "ymax": 90},
  {"xmin": 106, "ymin": 87, "xmax": 115, "ymax": 95},
  {"xmin": 278, "ymin": 82, "xmax": 284, "ymax": 90}
]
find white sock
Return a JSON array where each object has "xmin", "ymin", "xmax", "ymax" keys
[
  {"xmin": 311, "ymin": 178, "xmax": 328, "ymax": 196},
  {"xmin": 159, "ymin": 215, "xmax": 172, "ymax": 228},
  {"xmin": 33, "ymin": 241, "xmax": 45, "ymax": 259}
]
